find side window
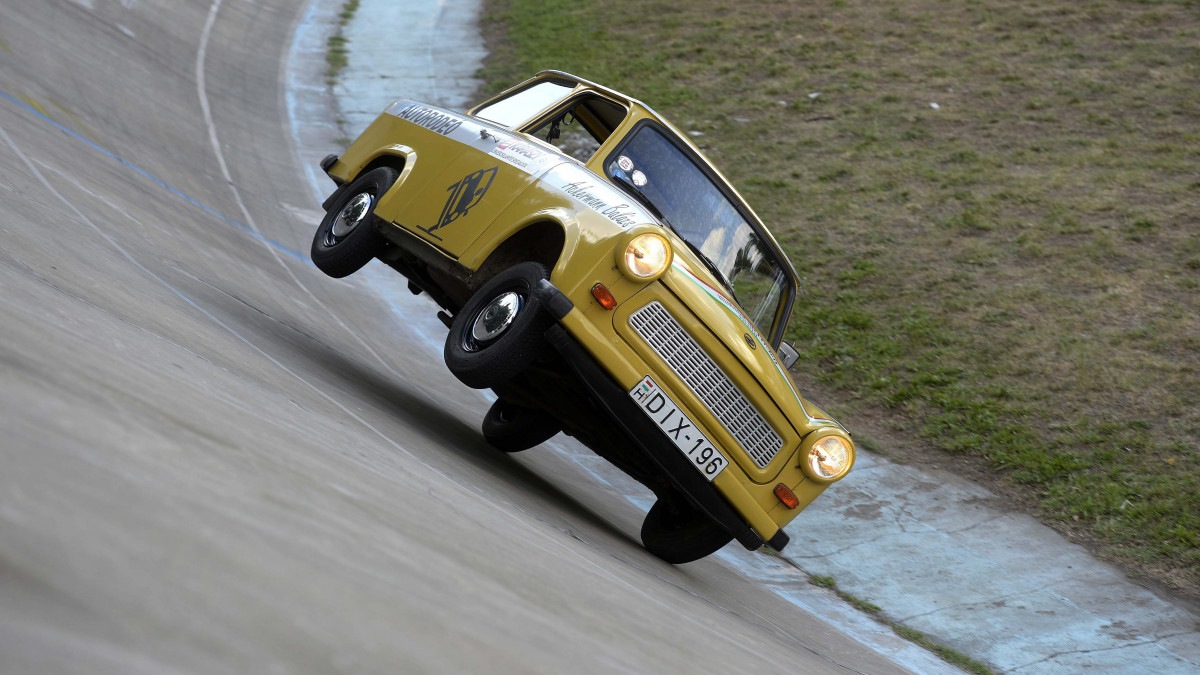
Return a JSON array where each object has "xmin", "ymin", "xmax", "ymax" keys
[
  {"xmin": 527, "ymin": 96, "xmax": 627, "ymax": 162},
  {"xmin": 474, "ymin": 81, "xmax": 575, "ymax": 128}
]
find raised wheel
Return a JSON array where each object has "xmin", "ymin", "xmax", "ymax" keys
[{"xmin": 311, "ymin": 167, "xmax": 397, "ymax": 278}]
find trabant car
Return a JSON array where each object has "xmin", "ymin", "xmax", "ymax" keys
[{"xmin": 311, "ymin": 71, "xmax": 854, "ymax": 563}]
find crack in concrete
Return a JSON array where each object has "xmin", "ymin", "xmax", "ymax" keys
[
  {"xmin": 1002, "ymin": 628, "xmax": 1200, "ymax": 673},
  {"xmin": 944, "ymin": 512, "xmax": 1009, "ymax": 535},
  {"xmin": 787, "ymin": 526, "xmax": 954, "ymax": 561},
  {"xmin": 897, "ymin": 584, "xmax": 1068, "ymax": 623}
]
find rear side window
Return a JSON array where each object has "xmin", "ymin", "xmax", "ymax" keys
[
  {"xmin": 475, "ymin": 81, "xmax": 575, "ymax": 128},
  {"xmin": 526, "ymin": 95, "xmax": 628, "ymax": 162}
]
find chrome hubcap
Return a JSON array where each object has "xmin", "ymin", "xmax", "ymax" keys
[
  {"xmin": 468, "ymin": 292, "xmax": 522, "ymax": 350},
  {"xmin": 329, "ymin": 193, "xmax": 373, "ymax": 242}
]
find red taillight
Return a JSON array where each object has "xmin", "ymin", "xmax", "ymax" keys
[
  {"xmin": 774, "ymin": 483, "xmax": 800, "ymax": 509},
  {"xmin": 591, "ymin": 283, "xmax": 618, "ymax": 310}
]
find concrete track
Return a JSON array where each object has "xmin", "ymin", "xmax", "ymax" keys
[{"xmin": 0, "ymin": 1, "xmax": 949, "ymax": 672}]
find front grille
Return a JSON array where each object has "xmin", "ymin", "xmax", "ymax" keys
[{"xmin": 629, "ymin": 301, "xmax": 783, "ymax": 469}]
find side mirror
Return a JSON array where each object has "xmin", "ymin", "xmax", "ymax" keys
[{"xmin": 778, "ymin": 341, "xmax": 799, "ymax": 369}]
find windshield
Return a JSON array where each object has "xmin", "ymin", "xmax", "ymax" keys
[{"xmin": 606, "ymin": 125, "xmax": 792, "ymax": 345}]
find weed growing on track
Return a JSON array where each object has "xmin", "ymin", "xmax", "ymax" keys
[
  {"xmin": 325, "ymin": 0, "xmax": 360, "ymax": 84},
  {"xmin": 808, "ymin": 574, "xmax": 993, "ymax": 674},
  {"xmin": 479, "ymin": 0, "xmax": 1200, "ymax": 599},
  {"xmin": 892, "ymin": 624, "xmax": 996, "ymax": 675},
  {"xmin": 809, "ymin": 574, "xmax": 882, "ymax": 614}
]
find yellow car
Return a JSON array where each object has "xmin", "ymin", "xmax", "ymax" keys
[{"xmin": 312, "ymin": 71, "xmax": 855, "ymax": 563}]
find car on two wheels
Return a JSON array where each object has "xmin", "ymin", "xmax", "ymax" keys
[{"xmin": 310, "ymin": 71, "xmax": 855, "ymax": 563}]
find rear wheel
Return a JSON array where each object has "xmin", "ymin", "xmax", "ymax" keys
[
  {"xmin": 482, "ymin": 399, "xmax": 561, "ymax": 452},
  {"xmin": 641, "ymin": 497, "xmax": 734, "ymax": 564},
  {"xmin": 444, "ymin": 262, "xmax": 552, "ymax": 389},
  {"xmin": 311, "ymin": 167, "xmax": 397, "ymax": 278}
]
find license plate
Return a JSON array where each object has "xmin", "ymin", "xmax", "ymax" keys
[{"xmin": 629, "ymin": 375, "xmax": 728, "ymax": 481}]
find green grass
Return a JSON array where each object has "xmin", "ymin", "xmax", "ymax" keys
[
  {"xmin": 807, "ymin": 573, "xmax": 993, "ymax": 674},
  {"xmin": 477, "ymin": 0, "xmax": 1200, "ymax": 599},
  {"xmin": 810, "ymin": 573, "xmax": 884, "ymax": 614},
  {"xmin": 324, "ymin": 0, "xmax": 360, "ymax": 84},
  {"xmin": 892, "ymin": 624, "xmax": 995, "ymax": 675}
]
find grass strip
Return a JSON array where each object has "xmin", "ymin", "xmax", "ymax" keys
[
  {"xmin": 809, "ymin": 574, "xmax": 994, "ymax": 674},
  {"xmin": 325, "ymin": 0, "xmax": 360, "ymax": 84}
]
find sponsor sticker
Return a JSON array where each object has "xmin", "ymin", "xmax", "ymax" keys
[
  {"xmin": 549, "ymin": 170, "xmax": 648, "ymax": 228},
  {"xmin": 488, "ymin": 138, "xmax": 557, "ymax": 175},
  {"xmin": 389, "ymin": 102, "xmax": 464, "ymax": 136}
]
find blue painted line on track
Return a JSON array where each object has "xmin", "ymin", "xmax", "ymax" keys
[{"xmin": 0, "ymin": 89, "xmax": 310, "ymax": 264}]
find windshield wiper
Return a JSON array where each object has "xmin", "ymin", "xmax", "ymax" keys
[
  {"xmin": 675, "ymin": 233, "xmax": 740, "ymax": 302},
  {"xmin": 609, "ymin": 172, "xmax": 739, "ymax": 301}
]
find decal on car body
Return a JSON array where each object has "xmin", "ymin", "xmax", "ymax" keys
[
  {"xmin": 419, "ymin": 166, "xmax": 498, "ymax": 239},
  {"xmin": 488, "ymin": 138, "xmax": 558, "ymax": 175},
  {"xmin": 541, "ymin": 164, "xmax": 651, "ymax": 230},
  {"xmin": 385, "ymin": 101, "xmax": 653, "ymax": 230},
  {"xmin": 390, "ymin": 103, "xmax": 464, "ymax": 136}
]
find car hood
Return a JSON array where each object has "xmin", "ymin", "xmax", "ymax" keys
[{"xmin": 657, "ymin": 255, "xmax": 843, "ymax": 436}]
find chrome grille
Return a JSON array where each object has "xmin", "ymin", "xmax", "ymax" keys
[{"xmin": 630, "ymin": 301, "xmax": 783, "ymax": 469}]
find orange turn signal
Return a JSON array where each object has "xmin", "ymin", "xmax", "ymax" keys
[
  {"xmin": 591, "ymin": 283, "xmax": 618, "ymax": 310},
  {"xmin": 773, "ymin": 483, "xmax": 800, "ymax": 509}
]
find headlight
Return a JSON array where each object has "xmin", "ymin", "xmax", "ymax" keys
[
  {"xmin": 800, "ymin": 434, "xmax": 854, "ymax": 483},
  {"xmin": 617, "ymin": 231, "xmax": 672, "ymax": 281}
]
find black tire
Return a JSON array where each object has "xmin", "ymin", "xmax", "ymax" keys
[
  {"xmin": 482, "ymin": 398, "xmax": 561, "ymax": 452},
  {"xmin": 444, "ymin": 262, "xmax": 552, "ymax": 389},
  {"xmin": 641, "ymin": 498, "xmax": 734, "ymax": 564},
  {"xmin": 311, "ymin": 167, "xmax": 397, "ymax": 278}
]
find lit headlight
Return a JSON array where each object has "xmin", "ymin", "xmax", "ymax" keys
[
  {"xmin": 618, "ymin": 232, "xmax": 672, "ymax": 281},
  {"xmin": 801, "ymin": 434, "xmax": 854, "ymax": 483}
]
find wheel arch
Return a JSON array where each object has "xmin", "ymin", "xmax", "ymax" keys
[
  {"xmin": 354, "ymin": 146, "xmax": 415, "ymax": 185},
  {"xmin": 468, "ymin": 217, "xmax": 568, "ymax": 290},
  {"xmin": 324, "ymin": 147, "xmax": 416, "ymax": 212}
]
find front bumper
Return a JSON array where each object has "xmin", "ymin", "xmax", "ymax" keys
[{"xmin": 534, "ymin": 281, "xmax": 789, "ymax": 553}]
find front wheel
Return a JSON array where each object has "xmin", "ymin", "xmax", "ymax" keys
[
  {"xmin": 444, "ymin": 262, "xmax": 552, "ymax": 389},
  {"xmin": 641, "ymin": 498, "xmax": 734, "ymax": 564},
  {"xmin": 311, "ymin": 167, "xmax": 397, "ymax": 278}
]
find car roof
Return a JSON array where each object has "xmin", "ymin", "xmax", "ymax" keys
[{"xmin": 468, "ymin": 70, "xmax": 801, "ymax": 288}]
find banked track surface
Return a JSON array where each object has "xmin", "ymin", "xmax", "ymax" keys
[{"xmin": 0, "ymin": 1, "xmax": 946, "ymax": 673}]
